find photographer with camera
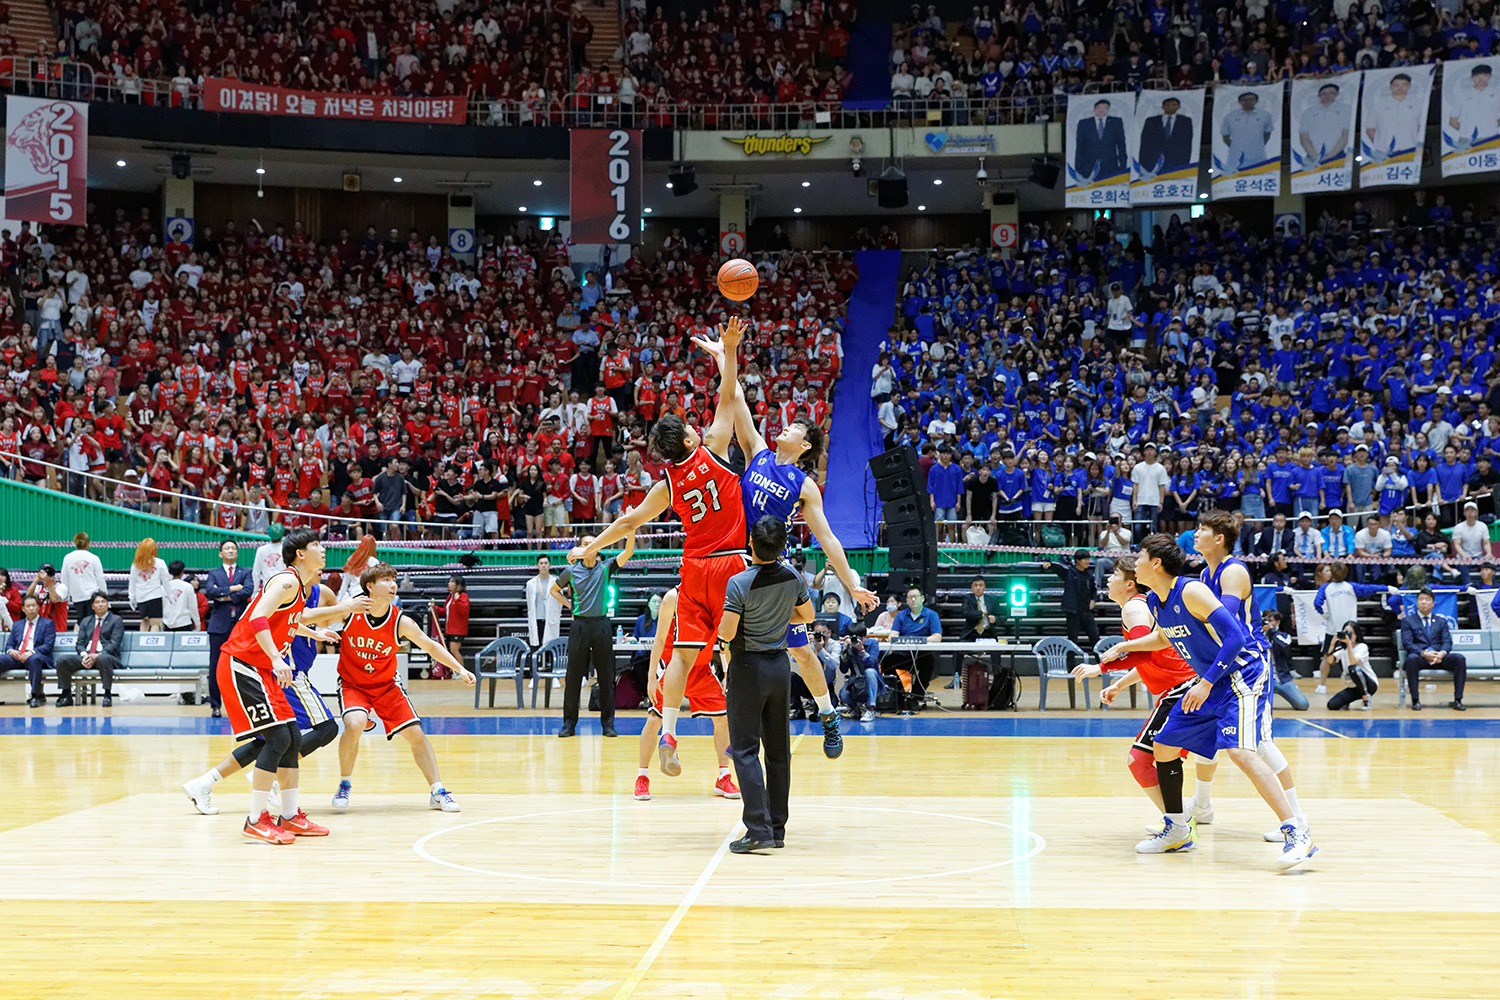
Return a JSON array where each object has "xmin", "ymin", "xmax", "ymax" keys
[
  {"xmin": 1327, "ymin": 622, "xmax": 1378, "ymax": 710},
  {"xmin": 1260, "ymin": 610, "xmax": 1308, "ymax": 711},
  {"xmin": 836, "ymin": 623, "xmax": 884, "ymax": 723},
  {"xmin": 1312, "ymin": 562, "xmax": 1396, "ymax": 694},
  {"xmin": 792, "ymin": 621, "xmax": 842, "ymax": 721}
]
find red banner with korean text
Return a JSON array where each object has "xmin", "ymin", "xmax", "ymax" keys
[
  {"xmin": 4, "ymin": 96, "xmax": 87, "ymax": 225},
  {"xmin": 201, "ymin": 79, "xmax": 466, "ymax": 125},
  {"xmin": 570, "ymin": 129, "xmax": 642, "ymax": 245}
]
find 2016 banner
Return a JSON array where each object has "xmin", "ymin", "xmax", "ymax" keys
[
  {"xmin": 1129, "ymin": 88, "xmax": 1204, "ymax": 205},
  {"xmin": 1359, "ymin": 64, "xmax": 1434, "ymax": 187},
  {"xmin": 1441, "ymin": 60, "xmax": 1500, "ymax": 177},
  {"xmin": 1065, "ymin": 93, "xmax": 1131, "ymax": 208},
  {"xmin": 1290, "ymin": 73, "xmax": 1360, "ymax": 194},
  {"xmin": 4, "ymin": 96, "xmax": 87, "ymax": 225},
  {"xmin": 202, "ymin": 79, "xmax": 466, "ymax": 124},
  {"xmin": 1211, "ymin": 82, "xmax": 1284, "ymax": 199},
  {"xmin": 570, "ymin": 129, "xmax": 641, "ymax": 245}
]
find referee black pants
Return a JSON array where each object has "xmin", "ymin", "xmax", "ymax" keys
[
  {"xmin": 564, "ymin": 616, "xmax": 615, "ymax": 725},
  {"xmin": 726, "ymin": 647, "xmax": 792, "ymax": 843}
]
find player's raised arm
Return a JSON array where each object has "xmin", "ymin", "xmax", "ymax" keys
[
  {"xmin": 398, "ymin": 614, "xmax": 475, "ymax": 685},
  {"xmin": 302, "ymin": 593, "xmax": 371, "ymax": 625},
  {"xmin": 570, "ymin": 480, "xmax": 671, "ymax": 561},
  {"xmin": 799, "ymin": 479, "xmax": 878, "ymax": 611},
  {"xmin": 694, "ymin": 316, "xmax": 765, "ymax": 456},
  {"xmin": 698, "ymin": 316, "xmax": 744, "ymax": 457},
  {"xmin": 614, "ymin": 525, "xmax": 637, "ymax": 568}
]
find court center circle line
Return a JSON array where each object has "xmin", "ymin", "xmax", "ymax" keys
[{"xmin": 413, "ymin": 802, "xmax": 1047, "ymax": 890}]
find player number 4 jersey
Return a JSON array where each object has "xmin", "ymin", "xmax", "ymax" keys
[
  {"xmin": 338, "ymin": 608, "xmax": 404, "ymax": 687},
  {"xmin": 666, "ymin": 445, "xmax": 748, "ymax": 557}
]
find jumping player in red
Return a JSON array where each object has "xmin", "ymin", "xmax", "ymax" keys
[
  {"xmin": 570, "ymin": 317, "xmax": 749, "ymax": 778},
  {"xmin": 1073, "ymin": 555, "xmax": 1217, "ymax": 829},
  {"xmin": 216, "ymin": 526, "xmax": 347, "ymax": 844},
  {"xmin": 633, "ymin": 587, "xmax": 739, "ymax": 801},
  {"xmin": 330, "ymin": 562, "xmax": 476, "ymax": 812}
]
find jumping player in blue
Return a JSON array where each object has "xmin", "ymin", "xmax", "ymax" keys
[
  {"xmin": 181, "ymin": 580, "xmax": 355, "ymax": 816},
  {"xmin": 1195, "ymin": 510, "xmax": 1313, "ymax": 843},
  {"xmin": 1103, "ymin": 534, "xmax": 1317, "ymax": 870},
  {"xmin": 694, "ymin": 320, "xmax": 879, "ymax": 759}
]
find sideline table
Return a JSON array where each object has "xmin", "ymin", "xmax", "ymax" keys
[{"xmin": 875, "ymin": 639, "xmax": 1033, "ymax": 684}]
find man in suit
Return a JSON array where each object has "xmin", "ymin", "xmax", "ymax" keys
[
  {"xmin": 1074, "ymin": 98, "xmax": 1128, "ymax": 180},
  {"xmin": 54, "ymin": 592, "xmax": 124, "ymax": 707},
  {"xmin": 1255, "ymin": 512, "xmax": 1296, "ymax": 559},
  {"xmin": 1137, "ymin": 95, "xmax": 1194, "ymax": 175},
  {"xmin": 961, "ymin": 576, "xmax": 1000, "ymax": 639},
  {"xmin": 1400, "ymin": 587, "xmax": 1467, "ymax": 711},
  {"xmin": 5, "ymin": 594, "xmax": 55, "ymax": 708},
  {"xmin": 201, "ymin": 539, "xmax": 254, "ymax": 719}
]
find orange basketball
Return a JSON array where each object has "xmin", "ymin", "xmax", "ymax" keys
[{"xmin": 717, "ymin": 258, "xmax": 759, "ymax": 301}]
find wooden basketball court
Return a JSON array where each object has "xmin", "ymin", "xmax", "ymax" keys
[{"xmin": 3, "ymin": 691, "xmax": 1497, "ymax": 1000}]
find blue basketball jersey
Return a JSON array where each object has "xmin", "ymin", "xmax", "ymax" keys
[
  {"xmin": 1147, "ymin": 576, "xmax": 1252, "ymax": 681},
  {"xmin": 290, "ymin": 583, "xmax": 321, "ymax": 674},
  {"xmin": 742, "ymin": 448, "xmax": 807, "ymax": 555},
  {"xmin": 1200, "ymin": 557, "xmax": 1267, "ymax": 649}
]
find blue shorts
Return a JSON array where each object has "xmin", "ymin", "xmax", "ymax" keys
[
  {"xmin": 1154, "ymin": 655, "xmax": 1267, "ymax": 760},
  {"xmin": 787, "ymin": 623, "xmax": 809, "ymax": 649},
  {"xmin": 284, "ymin": 672, "xmax": 333, "ymax": 729}
]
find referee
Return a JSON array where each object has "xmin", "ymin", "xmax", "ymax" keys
[
  {"xmin": 719, "ymin": 516, "xmax": 815, "ymax": 855},
  {"xmin": 553, "ymin": 531, "xmax": 635, "ymax": 739}
]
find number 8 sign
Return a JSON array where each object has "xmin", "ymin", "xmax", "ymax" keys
[
  {"xmin": 5, "ymin": 96, "xmax": 88, "ymax": 226},
  {"xmin": 570, "ymin": 129, "xmax": 642, "ymax": 245}
]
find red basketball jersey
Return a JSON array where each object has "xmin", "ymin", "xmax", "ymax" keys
[
  {"xmin": 222, "ymin": 570, "xmax": 307, "ymax": 665},
  {"xmin": 666, "ymin": 446, "xmax": 747, "ymax": 557},
  {"xmin": 1124, "ymin": 595, "xmax": 1196, "ymax": 695},
  {"xmin": 338, "ymin": 607, "xmax": 404, "ymax": 687}
]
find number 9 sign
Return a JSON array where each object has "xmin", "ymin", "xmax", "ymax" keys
[
  {"xmin": 570, "ymin": 128, "xmax": 642, "ymax": 245},
  {"xmin": 4, "ymin": 97, "xmax": 88, "ymax": 226}
]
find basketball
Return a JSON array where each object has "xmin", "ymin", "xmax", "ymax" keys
[{"xmin": 717, "ymin": 258, "xmax": 759, "ymax": 301}]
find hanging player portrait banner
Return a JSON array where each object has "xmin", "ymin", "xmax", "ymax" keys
[
  {"xmin": 1290, "ymin": 72, "xmax": 1360, "ymax": 194},
  {"xmin": 1359, "ymin": 64, "xmax": 1434, "ymax": 187},
  {"xmin": 1476, "ymin": 589, "xmax": 1500, "ymax": 631},
  {"xmin": 1288, "ymin": 590, "xmax": 1326, "ymax": 646},
  {"xmin": 1211, "ymin": 82, "xmax": 1284, "ymax": 200},
  {"xmin": 1440, "ymin": 59, "xmax": 1500, "ymax": 177},
  {"xmin": 1129, "ymin": 88, "xmax": 1204, "ymax": 205},
  {"xmin": 570, "ymin": 128, "xmax": 642, "ymax": 245},
  {"xmin": 4, "ymin": 96, "xmax": 87, "ymax": 225},
  {"xmin": 1065, "ymin": 93, "xmax": 1131, "ymax": 208}
]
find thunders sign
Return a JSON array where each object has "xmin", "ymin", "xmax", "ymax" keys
[{"xmin": 570, "ymin": 129, "xmax": 642, "ymax": 244}]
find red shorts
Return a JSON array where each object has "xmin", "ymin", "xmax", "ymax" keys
[
  {"xmin": 649, "ymin": 644, "xmax": 725, "ymax": 717},
  {"xmin": 218, "ymin": 652, "xmax": 296, "ymax": 739},
  {"xmin": 338, "ymin": 679, "xmax": 421, "ymax": 740},
  {"xmin": 674, "ymin": 551, "xmax": 748, "ymax": 647}
]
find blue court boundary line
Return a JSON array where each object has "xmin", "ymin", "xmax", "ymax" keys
[{"xmin": 2, "ymin": 715, "xmax": 1497, "ymax": 739}]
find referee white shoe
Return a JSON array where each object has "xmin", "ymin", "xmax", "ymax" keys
[
  {"xmin": 1275, "ymin": 821, "xmax": 1318, "ymax": 870},
  {"xmin": 1135, "ymin": 817, "xmax": 1196, "ymax": 854}
]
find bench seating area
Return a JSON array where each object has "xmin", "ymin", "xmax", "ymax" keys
[
  {"xmin": 1395, "ymin": 628, "xmax": 1500, "ymax": 707},
  {"xmin": 1, "ymin": 631, "xmax": 211, "ymax": 703}
]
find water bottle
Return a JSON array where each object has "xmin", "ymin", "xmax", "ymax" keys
[
  {"xmin": 616, "ymin": 624, "xmax": 624, "ymax": 643},
  {"xmin": 953, "ymin": 668, "xmax": 962, "ymax": 692}
]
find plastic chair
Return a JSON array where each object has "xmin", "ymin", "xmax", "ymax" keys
[
  {"xmin": 1033, "ymin": 636, "xmax": 1087, "ymax": 710},
  {"xmin": 1092, "ymin": 635, "xmax": 1146, "ymax": 709},
  {"xmin": 473, "ymin": 636, "xmax": 531, "ymax": 709},
  {"xmin": 530, "ymin": 635, "xmax": 571, "ymax": 709}
]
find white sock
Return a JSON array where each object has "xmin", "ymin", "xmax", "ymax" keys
[
  {"xmin": 719, "ymin": 766, "xmax": 731, "ymax": 778},
  {"xmin": 638, "ymin": 767, "xmax": 650, "ymax": 778},
  {"xmin": 1192, "ymin": 778, "xmax": 1213, "ymax": 808},
  {"xmin": 280, "ymin": 787, "xmax": 299, "ymax": 819},
  {"xmin": 1166, "ymin": 811, "xmax": 1185, "ymax": 828},
  {"xmin": 813, "ymin": 693, "xmax": 834, "ymax": 716},
  {"xmin": 1283, "ymin": 786, "xmax": 1304, "ymax": 824},
  {"xmin": 340, "ymin": 775, "xmax": 353, "ymax": 783},
  {"xmin": 662, "ymin": 707, "xmax": 679, "ymax": 738},
  {"xmin": 249, "ymin": 788, "xmax": 269, "ymax": 823},
  {"xmin": 206, "ymin": 767, "xmax": 224, "ymax": 784},
  {"xmin": 431, "ymin": 782, "xmax": 444, "ymax": 794}
]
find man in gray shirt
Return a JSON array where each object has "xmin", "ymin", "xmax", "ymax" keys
[
  {"xmin": 1342, "ymin": 444, "xmax": 1377, "ymax": 523},
  {"xmin": 552, "ymin": 532, "xmax": 635, "ymax": 738},
  {"xmin": 719, "ymin": 516, "xmax": 815, "ymax": 854}
]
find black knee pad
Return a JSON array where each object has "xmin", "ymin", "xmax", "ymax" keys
[
  {"xmin": 232, "ymin": 738, "xmax": 263, "ymax": 770},
  {"xmin": 279, "ymin": 724, "xmax": 303, "ymax": 768},
  {"xmin": 300, "ymin": 719, "xmax": 338, "ymax": 757},
  {"xmin": 256, "ymin": 724, "xmax": 293, "ymax": 772}
]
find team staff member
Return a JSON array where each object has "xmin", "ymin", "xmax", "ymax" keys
[
  {"xmin": 1040, "ymin": 549, "xmax": 1100, "ymax": 647},
  {"xmin": 60, "ymin": 532, "xmax": 108, "ymax": 625},
  {"xmin": 53, "ymin": 593, "xmax": 124, "ymax": 707},
  {"xmin": 553, "ymin": 531, "xmax": 636, "ymax": 738},
  {"xmin": 885, "ymin": 585, "xmax": 943, "ymax": 698},
  {"xmin": 719, "ymin": 516, "xmax": 816, "ymax": 854}
]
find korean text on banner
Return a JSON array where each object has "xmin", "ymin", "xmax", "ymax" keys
[
  {"xmin": 1211, "ymin": 82, "xmax": 1284, "ymax": 200},
  {"xmin": 1441, "ymin": 60, "xmax": 1500, "ymax": 177},
  {"xmin": 1129, "ymin": 89, "xmax": 1204, "ymax": 205},
  {"xmin": 1066, "ymin": 93, "xmax": 1131, "ymax": 208},
  {"xmin": 202, "ymin": 79, "xmax": 466, "ymax": 124},
  {"xmin": 4, "ymin": 96, "xmax": 87, "ymax": 225},
  {"xmin": 1290, "ymin": 73, "xmax": 1360, "ymax": 194},
  {"xmin": 1359, "ymin": 64, "xmax": 1434, "ymax": 187}
]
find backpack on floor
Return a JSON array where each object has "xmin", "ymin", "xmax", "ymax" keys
[
  {"xmin": 963, "ymin": 661, "xmax": 991, "ymax": 710},
  {"xmin": 876, "ymin": 675, "xmax": 903, "ymax": 713},
  {"xmin": 988, "ymin": 667, "xmax": 1020, "ymax": 711}
]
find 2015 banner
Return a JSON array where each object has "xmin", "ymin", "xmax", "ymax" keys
[
  {"xmin": 1065, "ymin": 93, "xmax": 1131, "ymax": 208},
  {"xmin": 4, "ymin": 95, "xmax": 87, "ymax": 225},
  {"xmin": 1290, "ymin": 73, "xmax": 1360, "ymax": 194},
  {"xmin": 570, "ymin": 129, "xmax": 642, "ymax": 245},
  {"xmin": 1129, "ymin": 88, "xmax": 1204, "ymax": 205},
  {"xmin": 1359, "ymin": 64, "xmax": 1434, "ymax": 187},
  {"xmin": 1441, "ymin": 60, "xmax": 1500, "ymax": 177},
  {"xmin": 1211, "ymin": 82, "xmax": 1284, "ymax": 200},
  {"xmin": 202, "ymin": 79, "xmax": 466, "ymax": 125}
]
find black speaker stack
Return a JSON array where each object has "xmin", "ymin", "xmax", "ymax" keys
[{"xmin": 869, "ymin": 446, "xmax": 938, "ymax": 597}]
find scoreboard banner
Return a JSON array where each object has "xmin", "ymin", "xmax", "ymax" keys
[
  {"xmin": 570, "ymin": 129, "xmax": 642, "ymax": 245},
  {"xmin": 4, "ymin": 96, "xmax": 87, "ymax": 225}
]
